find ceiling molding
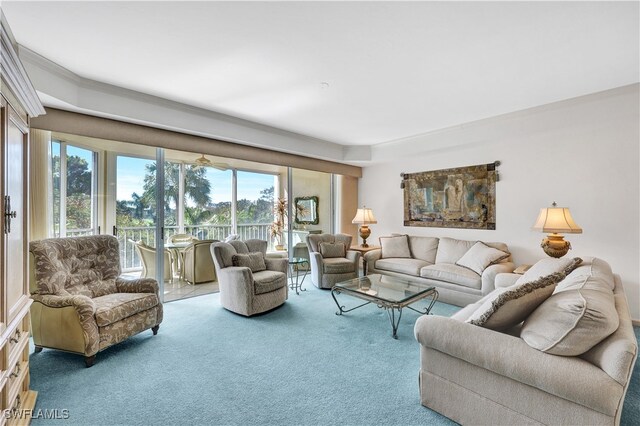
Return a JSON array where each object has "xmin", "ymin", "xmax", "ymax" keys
[
  {"xmin": 0, "ymin": 13, "xmax": 44, "ymax": 117},
  {"xmin": 17, "ymin": 45, "xmax": 371, "ymax": 164}
]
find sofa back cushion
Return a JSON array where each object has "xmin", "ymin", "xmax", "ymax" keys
[
  {"xmin": 521, "ymin": 257, "xmax": 619, "ymax": 356},
  {"xmin": 319, "ymin": 242, "xmax": 346, "ymax": 258},
  {"xmin": 434, "ymin": 237, "xmax": 476, "ymax": 264},
  {"xmin": 30, "ymin": 235, "xmax": 121, "ymax": 298},
  {"xmin": 408, "ymin": 236, "xmax": 439, "ymax": 263},
  {"xmin": 380, "ymin": 235, "xmax": 411, "ymax": 258}
]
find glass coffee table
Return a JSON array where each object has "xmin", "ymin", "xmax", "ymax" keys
[{"xmin": 331, "ymin": 274, "xmax": 438, "ymax": 339}]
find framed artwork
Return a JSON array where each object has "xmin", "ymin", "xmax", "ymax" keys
[
  {"xmin": 402, "ymin": 162, "xmax": 498, "ymax": 230},
  {"xmin": 294, "ymin": 196, "xmax": 319, "ymax": 225}
]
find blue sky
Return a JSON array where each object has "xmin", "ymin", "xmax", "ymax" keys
[{"xmin": 116, "ymin": 156, "xmax": 276, "ymax": 203}]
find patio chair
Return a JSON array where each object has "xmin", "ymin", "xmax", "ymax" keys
[
  {"xmin": 183, "ymin": 239, "xmax": 220, "ymax": 284},
  {"xmin": 30, "ymin": 235, "xmax": 163, "ymax": 367},
  {"xmin": 134, "ymin": 241, "xmax": 173, "ymax": 282},
  {"xmin": 210, "ymin": 239, "xmax": 288, "ymax": 316}
]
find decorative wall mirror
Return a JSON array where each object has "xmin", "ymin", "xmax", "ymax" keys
[{"xmin": 294, "ymin": 196, "xmax": 319, "ymax": 225}]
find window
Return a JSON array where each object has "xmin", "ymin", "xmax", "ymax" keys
[{"xmin": 236, "ymin": 171, "xmax": 279, "ymax": 246}]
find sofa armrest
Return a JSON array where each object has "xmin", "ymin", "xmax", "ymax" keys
[
  {"xmin": 363, "ymin": 249, "xmax": 381, "ymax": 264},
  {"xmin": 116, "ymin": 277, "xmax": 159, "ymax": 294},
  {"xmin": 480, "ymin": 262, "xmax": 515, "ymax": 294},
  {"xmin": 414, "ymin": 315, "xmax": 622, "ymax": 415},
  {"xmin": 265, "ymin": 258, "xmax": 288, "ymax": 274},
  {"xmin": 495, "ymin": 272, "xmax": 520, "ymax": 289}
]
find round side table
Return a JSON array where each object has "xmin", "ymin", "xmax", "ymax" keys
[{"xmin": 288, "ymin": 257, "xmax": 309, "ymax": 295}]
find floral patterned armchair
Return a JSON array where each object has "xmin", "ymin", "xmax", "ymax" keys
[{"xmin": 29, "ymin": 235, "xmax": 163, "ymax": 367}]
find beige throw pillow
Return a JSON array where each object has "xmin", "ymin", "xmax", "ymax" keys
[
  {"xmin": 379, "ymin": 235, "xmax": 411, "ymax": 259},
  {"xmin": 466, "ymin": 272, "xmax": 565, "ymax": 330},
  {"xmin": 232, "ymin": 252, "xmax": 267, "ymax": 272},
  {"xmin": 319, "ymin": 242, "xmax": 346, "ymax": 258},
  {"xmin": 515, "ymin": 257, "xmax": 582, "ymax": 285},
  {"xmin": 455, "ymin": 241, "xmax": 510, "ymax": 275}
]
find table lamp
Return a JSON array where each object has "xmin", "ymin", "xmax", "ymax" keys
[
  {"xmin": 352, "ymin": 207, "xmax": 377, "ymax": 247},
  {"xmin": 532, "ymin": 202, "xmax": 582, "ymax": 258}
]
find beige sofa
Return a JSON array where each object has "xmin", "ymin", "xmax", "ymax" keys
[
  {"xmin": 414, "ymin": 257, "xmax": 637, "ymax": 425},
  {"xmin": 364, "ymin": 235, "xmax": 515, "ymax": 306}
]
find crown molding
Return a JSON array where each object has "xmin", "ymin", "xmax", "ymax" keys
[{"xmin": 0, "ymin": 12, "xmax": 45, "ymax": 117}]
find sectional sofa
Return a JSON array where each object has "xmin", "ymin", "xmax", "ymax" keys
[
  {"xmin": 364, "ymin": 235, "xmax": 515, "ymax": 306},
  {"xmin": 414, "ymin": 257, "xmax": 637, "ymax": 425}
]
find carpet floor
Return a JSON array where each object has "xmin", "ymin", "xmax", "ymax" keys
[{"xmin": 29, "ymin": 277, "xmax": 640, "ymax": 426}]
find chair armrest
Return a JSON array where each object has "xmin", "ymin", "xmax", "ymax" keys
[
  {"xmin": 363, "ymin": 249, "xmax": 382, "ymax": 263},
  {"xmin": 414, "ymin": 315, "xmax": 621, "ymax": 415},
  {"xmin": 345, "ymin": 250, "xmax": 361, "ymax": 264},
  {"xmin": 480, "ymin": 262, "xmax": 515, "ymax": 294},
  {"xmin": 308, "ymin": 252, "xmax": 324, "ymax": 286},
  {"xmin": 116, "ymin": 277, "xmax": 159, "ymax": 294},
  {"xmin": 265, "ymin": 258, "xmax": 288, "ymax": 274},
  {"xmin": 218, "ymin": 267, "xmax": 254, "ymax": 288},
  {"xmin": 31, "ymin": 293, "xmax": 96, "ymax": 313}
]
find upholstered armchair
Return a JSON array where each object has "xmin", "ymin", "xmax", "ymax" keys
[
  {"xmin": 183, "ymin": 239, "xmax": 219, "ymax": 284},
  {"xmin": 29, "ymin": 235, "xmax": 163, "ymax": 367},
  {"xmin": 134, "ymin": 241, "xmax": 173, "ymax": 282},
  {"xmin": 210, "ymin": 239, "xmax": 288, "ymax": 316},
  {"xmin": 305, "ymin": 233, "xmax": 361, "ymax": 289}
]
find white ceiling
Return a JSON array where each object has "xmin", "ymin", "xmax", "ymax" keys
[{"xmin": 2, "ymin": 1, "xmax": 639, "ymax": 147}]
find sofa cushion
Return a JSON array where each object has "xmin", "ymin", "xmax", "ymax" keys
[
  {"xmin": 94, "ymin": 293, "xmax": 159, "ymax": 327},
  {"xmin": 380, "ymin": 235, "xmax": 411, "ymax": 258},
  {"xmin": 521, "ymin": 258, "xmax": 619, "ymax": 356},
  {"xmin": 407, "ymin": 236, "xmax": 439, "ymax": 263},
  {"xmin": 232, "ymin": 252, "xmax": 267, "ymax": 273},
  {"xmin": 455, "ymin": 241, "xmax": 510, "ymax": 275},
  {"xmin": 465, "ymin": 272, "xmax": 565, "ymax": 330},
  {"xmin": 434, "ymin": 237, "xmax": 476, "ymax": 264},
  {"xmin": 515, "ymin": 257, "xmax": 582, "ymax": 285},
  {"xmin": 420, "ymin": 263, "xmax": 482, "ymax": 289},
  {"xmin": 252, "ymin": 270, "xmax": 287, "ymax": 295},
  {"xmin": 323, "ymin": 258, "xmax": 356, "ymax": 274},
  {"xmin": 319, "ymin": 242, "xmax": 346, "ymax": 258},
  {"xmin": 376, "ymin": 258, "xmax": 430, "ymax": 277}
]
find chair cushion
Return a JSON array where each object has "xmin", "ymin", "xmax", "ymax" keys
[
  {"xmin": 380, "ymin": 235, "xmax": 411, "ymax": 258},
  {"xmin": 232, "ymin": 252, "xmax": 267, "ymax": 272},
  {"xmin": 434, "ymin": 237, "xmax": 476, "ymax": 264},
  {"xmin": 456, "ymin": 241, "xmax": 510, "ymax": 275},
  {"xmin": 252, "ymin": 270, "xmax": 287, "ymax": 295},
  {"xmin": 319, "ymin": 242, "xmax": 346, "ymax": 258},
  {"xmin": 465, "ymin": 272, "xmax": 565, "ymax": 330},
  {"xmin": 323, "ymin": 258, "xmax": 356, "ymax": 274},
  {"xmin": 420, "ymin": 263, "xmax": 482, "ymax": 288},
  {"xmin": 376, "ymin": 258, "xmax": 430, "ymax": 276},
  {"xmin": 94, "ymin": 293, "xmax": 159, "ymax": 327}
]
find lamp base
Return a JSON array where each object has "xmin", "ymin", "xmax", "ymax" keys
[
  {"xmin": 359, "ymin": 225, "xmax": 371, "ymax": 248},
  {"xmin": 541, "ymin": 234, "xmax": 571, "ymax": 258}
]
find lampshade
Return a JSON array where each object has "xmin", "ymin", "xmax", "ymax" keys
[
  {"xmin": 532, "ymin": 202, "xmax": 582, "ymax": 234},
  {"xmin": 352, "ymin": 208, "xmax": 377, "ymax": 225}
]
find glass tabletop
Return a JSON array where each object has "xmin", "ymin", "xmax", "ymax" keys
[
  {"xmin": 289, "ymin": 257, "xmax": 308, "ymax": 264},
  {"xmin": 333, "ymin": 274, "xmax": 435, "ymax": 304}
]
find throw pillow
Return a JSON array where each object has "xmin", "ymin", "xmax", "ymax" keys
[
  {"xmin": 455, "ymin": 241, "xmax": 510, "ymax": 275},
  {"xmin": 232, "ymin": 252, "xmax": 266, "ymax": 273},
  {"xmin": 379, "ymin": 235, "xmax": 411, "ymax": 259},
  {"xmin": 434, "ymin": 237, "xmax": 476, "ymax": 264},
  {"xmin": 465, "ymin": 272, "xmax": 566, "ymax": 330},
  {"xmin": 515, "ymin": 257, "xmax": 582, "ymax": 285},
  {"xmin": 319, "ymin": 242, "xmax": 346, "ymax": 258}
]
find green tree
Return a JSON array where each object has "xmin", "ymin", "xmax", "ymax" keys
[{"xmin": 52, "ymin": 153, "xmax": 93, "ymax": 232}]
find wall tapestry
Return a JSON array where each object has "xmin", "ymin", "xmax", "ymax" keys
[{"xmin": 402, "ymin": 162, "xmax": 498, "ymax": 230}]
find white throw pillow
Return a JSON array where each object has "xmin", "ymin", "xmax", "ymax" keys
[
  {"xmin": 379, "ymin": 235, "xmax": 411, "ymax": 259},
  {"xmin": 515, "ymin": 257, "xmax": 582, "ymax": 285},
  {"xmin": 455, "ymin": 241, "xmax": 510, "ymax": 275},
  {"xmin": 466, "ymin": 272, "xmax": 565, "ymax": 330}
]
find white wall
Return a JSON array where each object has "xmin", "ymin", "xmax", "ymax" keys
[{"xmin": 360, "ymin": 84, "xmax": 640, "ymax": 319}]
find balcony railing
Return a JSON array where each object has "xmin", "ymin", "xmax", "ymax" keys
[{"xmin": 115, "ymin": 223, "xmax": 273, "ymax": 271}]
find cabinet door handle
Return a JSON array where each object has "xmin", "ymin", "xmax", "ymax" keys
[
  {"xmin": 4, "ymin": 195, "xmax": 17, "ymax": 234},
  {"xmin": 9, "ymin": 362, "xmax": 21, "ymax": 378}
]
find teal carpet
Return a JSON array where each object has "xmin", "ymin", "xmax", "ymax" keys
[{"xmin": 29, "ymin": 278, "xmax": 639, "ymax": 426}]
